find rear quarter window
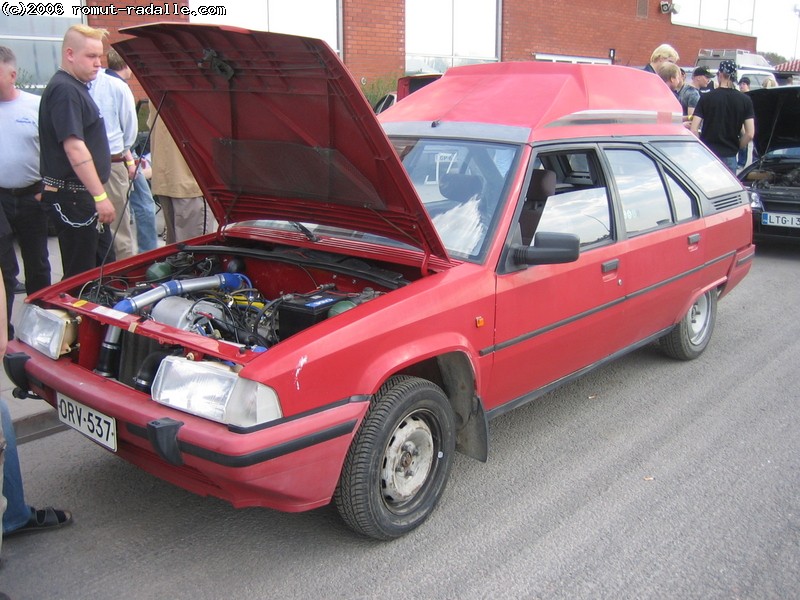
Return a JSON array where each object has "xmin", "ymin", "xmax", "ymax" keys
[{"xmin": 652, "ymin": 141, "xmax": 743, "ymax": 197}]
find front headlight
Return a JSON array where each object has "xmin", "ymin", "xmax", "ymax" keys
[
  {"xmin": 749, "ymin": 191, "xmax": 763, "ymax": 211},
  {"xmin": 151, "ymin": 356, "xmax": 282, "ymax": 428},
  {"xmin": 17, "ymin": 305, "xmax": 78, "ymax": 359}
]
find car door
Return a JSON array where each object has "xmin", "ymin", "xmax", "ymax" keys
[
  {"xmin": 600, "ymin": 144, "xmax": 706, "ymax": 343},
  {"xmin": 485, "ymin": 146, "xmax": 630, "ymax": 413}
]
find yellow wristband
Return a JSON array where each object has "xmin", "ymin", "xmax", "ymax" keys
[
  {"xmin": 93, "ymin": 192, "xmax": 108, "ymax": 203},
  {"xmin": 124, "ymin": 160, "xmax": 135, "ymax": 167}
]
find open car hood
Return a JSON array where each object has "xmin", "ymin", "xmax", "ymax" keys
[
  {"xmin": 748, "ymin": 86, "xmax": 800, "ymax": 157},
  {"xmin": 114, "ymin": 23, "xmax": 449, "ymax": 261}
]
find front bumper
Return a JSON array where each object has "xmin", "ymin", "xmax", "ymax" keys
[{"xmin": 4, "ymin": 341, "xmax": 369, "ymax": 512}]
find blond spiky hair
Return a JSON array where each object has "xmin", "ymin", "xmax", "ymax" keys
[{"xmin": 63, "ymin": 24, "xmax": 108, "ymax": 51}]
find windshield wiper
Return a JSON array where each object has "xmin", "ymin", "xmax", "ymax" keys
[{"xmin": 290, "ymin": 221, "xmax": 320, "ymax": 242}]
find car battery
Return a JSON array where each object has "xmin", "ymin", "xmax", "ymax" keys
[{"xmin": 277, "ymin": 290, "xmax": 342, "ymax": 340}]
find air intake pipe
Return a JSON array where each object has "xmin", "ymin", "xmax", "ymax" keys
[{"xmin": 95, "ymin": 273, "xmax": 247, "ymax": 378}]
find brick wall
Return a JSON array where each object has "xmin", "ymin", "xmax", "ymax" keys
[
  {"xmin": 84, "ymin": 0, "xmax": 756, "ymax": 102},
  {"xmin": 501, "ymin": 0, "xmax": 755, "ymax": 67},
  {"xmin": 341, "ymin": 0, "xmax": 405, "ymax": 97}
]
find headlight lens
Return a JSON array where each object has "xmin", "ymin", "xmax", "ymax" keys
[
  {"xmin": 17, "ymin": 305, "xmax": 78, "ymax": 359},
  {"xmin": 151, "ymin": 356, "xmax": 282, "ymax": 427},
  {"xmin": 749, "ymin": 191, "xmax": 763, "ymax": 211}
]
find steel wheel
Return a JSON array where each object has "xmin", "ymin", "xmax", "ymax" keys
[
  {"xmin": 334, "ymin": 375, "xmax": 455, "ymax": 540},
  {"xmin": 661, "ymin": 289, "xmax": 717, "ymax": 360},
  {"xmin": 686, "ymin": 291, "xmax": 712, "ymax": 345},
  {"xmin": 380, "ymin": 411, "xmax": 436, "ymax": 510}
]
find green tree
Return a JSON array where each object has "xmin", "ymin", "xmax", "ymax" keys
[{"xmin": 761, "ymin": 52, "xmax": 787, "ymax": 66}]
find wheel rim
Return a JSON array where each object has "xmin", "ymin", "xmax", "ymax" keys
[
  {"xmin": 380, "ymin": 411, "xmax": 438, "ymax": 512},
  {"xmin": 687, "ymin": 292, "xmax": 711, "ymax": 345}
]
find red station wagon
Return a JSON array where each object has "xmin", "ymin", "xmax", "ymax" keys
[{"xmin": 4, "ymin": 24, "xmax": 754, "ymax": 539}]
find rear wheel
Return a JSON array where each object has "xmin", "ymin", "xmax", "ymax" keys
[
  {"xmin": 334, "ymin": 375, "xmax": 456, "ymax": 540},
  {"xmin": 661, "ymin": 289, "xmax": 717, "ymax": 360}
]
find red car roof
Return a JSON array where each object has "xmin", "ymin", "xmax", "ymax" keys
[{"xmin": 379, "ymin": 61, "xmax": 686, "ymax": 142}]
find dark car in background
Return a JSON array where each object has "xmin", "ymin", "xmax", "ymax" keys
[
  {"xmin": 740, "ymin": 86, "xmax": 800, "ymax": 242},
  {"xmin": 373, "ymin": 73, "xmax": 441, "ymax": 113}
]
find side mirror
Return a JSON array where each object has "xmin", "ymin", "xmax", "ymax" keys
[{"xmin": 513, "ymin": 232, "xmax": 580, "ymax": 266}]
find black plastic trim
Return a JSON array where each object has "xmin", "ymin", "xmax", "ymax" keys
[
  {"xmin": 486, "ymin": 327, "xmax": 670, "ymax": 420},
  {"xmin": 128, "ymin": 419, "xmax": 358, "ymax": 468}
]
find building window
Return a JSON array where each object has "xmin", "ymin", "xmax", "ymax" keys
[
  {"xmin": 189, "ymin": 0, "xmax": 340, "ymax": 52},
  {"xmin": 406, "ymin": 0, "xmax": 499, "ymax": 74},
  {"xmin": 0, "ymin": 2, "xmax": 82, "ymax": 90}
]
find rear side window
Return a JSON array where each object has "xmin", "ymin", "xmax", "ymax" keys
[
  {"xmin": 606, "ymin": 150, "xmax": 672, "ymax": 236},
  {"xmin": 666, "ymin": 174, "xmax": 698, "ymax": 222}
]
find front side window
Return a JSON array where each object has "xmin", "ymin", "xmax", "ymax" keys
[
  {"xmin": 392, "ymin": 137, "xmax": 519, "ymax": 261},
  {"xmin": 405, "ymin": 0, "xmax": 499, "ymax": 73},
  {"xmin": 522, "ymin": 149, "xmax": 613, "ymax": 249}
]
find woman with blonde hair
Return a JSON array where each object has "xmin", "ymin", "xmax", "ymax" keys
[
  {"xmin": 761, "ymin": 75, "xmax": 778, "ymax": 89},
  {"xmin": 645, "ymin": 43, "xmax": 680, "ymax": 74}
]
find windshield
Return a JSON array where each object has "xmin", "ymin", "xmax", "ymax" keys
[
  {"xmin": 764, "ymin": 147, "xmax": 800, "ymax": 159},
  {"xmin": 390, "ymin": 137, "xmax": 520, "ymax": 261},
  {"xmin": 223, "ymin": 138, "xmax": 520, "ymax": 263}
]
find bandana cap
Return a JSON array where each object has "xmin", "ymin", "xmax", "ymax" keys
[{"xmin": 718, "ymin": 60, "xmax": 737, "ymax": 77}]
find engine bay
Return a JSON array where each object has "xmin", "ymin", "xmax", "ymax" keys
[
  {"xmin": 76, "ymin": 245, "xmax": 409, "ymax": 350},
  {"xmin": 44, "ymin": 243, "xmax": 419, "ymax": 392},
  {"xmin": 744, "ymin": 164, "xmax": 800, "ymax": 190}
]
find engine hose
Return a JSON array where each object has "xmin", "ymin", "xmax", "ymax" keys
[
  {"xmin": 113, "ymin": 272, "xmax": 247, "ymax": 314},
  {"xmin": 95, "ymin": 272, "xmax": 247, "ymax": 378}
]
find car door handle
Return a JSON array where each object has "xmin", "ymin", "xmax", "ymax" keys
[
  {"xmin": 601, "ymin": 259, "xmax": 619, "ymax": 273},
  {"xmin": 688, "ymin": 233, "xmax": 701, "ymax": 244}
]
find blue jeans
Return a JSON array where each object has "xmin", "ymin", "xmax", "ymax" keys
[
  {"xmin": 721, "ymin": 155, "xmax": 739, "ymax": 173},
  {"xmin": 1, "ymin": 399, "xmax": 32, "ymax": 534},
  {"xmin": 128, "ymin": 171, "xmax": 158, "ymax": 252},
  {"xmin": 737, "ymin": 146, "xmax": 747, "ymax": 168}
]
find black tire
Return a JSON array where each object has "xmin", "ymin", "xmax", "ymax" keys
[
  {"xmin": 334, "ymin": 375, "xmax": 456, "ymax": 540},
  {"xmin": 661, "ymin": 289, "xmax": 717, "ymax": 360}
]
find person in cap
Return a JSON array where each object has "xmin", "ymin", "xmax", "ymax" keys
[
  {"xmin": 690, "ymin": 60, "xmax": 754, "ymax": 172},
  {"xmin": 738, "ymin": 76, "xmax": 751, "ymax": 93},
  {"xmin": 737, "ymin": 77, "xmax": 752, "ymax": 167},
  {"xmin": 678, "ymin": 66, "xmax": 713, "ymax": 124}
]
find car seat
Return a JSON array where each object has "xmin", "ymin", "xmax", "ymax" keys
[
  {"xmin": 438, "ymin": 173, "xmax": 482, "ymax": 204},
  {"xmin": 519, "ymin": 169, "xmax": 556, "ymax": 245}
]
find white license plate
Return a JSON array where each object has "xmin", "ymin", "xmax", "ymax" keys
[
  {"xmin": 57, "ymin": 394, "xmax": 117, "ymax": 451},
  {"xmin": 762, "ymin": 212, "xmax": 800, "ymax": 228}
]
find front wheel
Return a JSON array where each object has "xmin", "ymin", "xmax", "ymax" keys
[
  {"xmin": 334, "ymin": 375, "xmax": 456, "ymax": 540},
  {"xmin": 661, "ymin": 289, "xmax": 718, "ymax": 360}
]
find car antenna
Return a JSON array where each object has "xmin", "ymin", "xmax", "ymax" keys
[{"xmin": 94, "ymin": 94, "xmax": 166, "ymax": 303}]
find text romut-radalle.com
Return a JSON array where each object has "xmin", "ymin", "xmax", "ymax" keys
[
  {"xmin": 1, "ymin": 2, "xmax": 226, "ymax": 16},
  {"xmin": 73, "ymin": 3, "xmax": 227, "ymax": 16}
]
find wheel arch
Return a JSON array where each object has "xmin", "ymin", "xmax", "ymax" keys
[
  {"xmin": 672, "ymin": 277, "xmax": 725, "ymax": 326},
  {"xmin": 391, "ymin": 352, "xmax": 489, "ymax": 463}
]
